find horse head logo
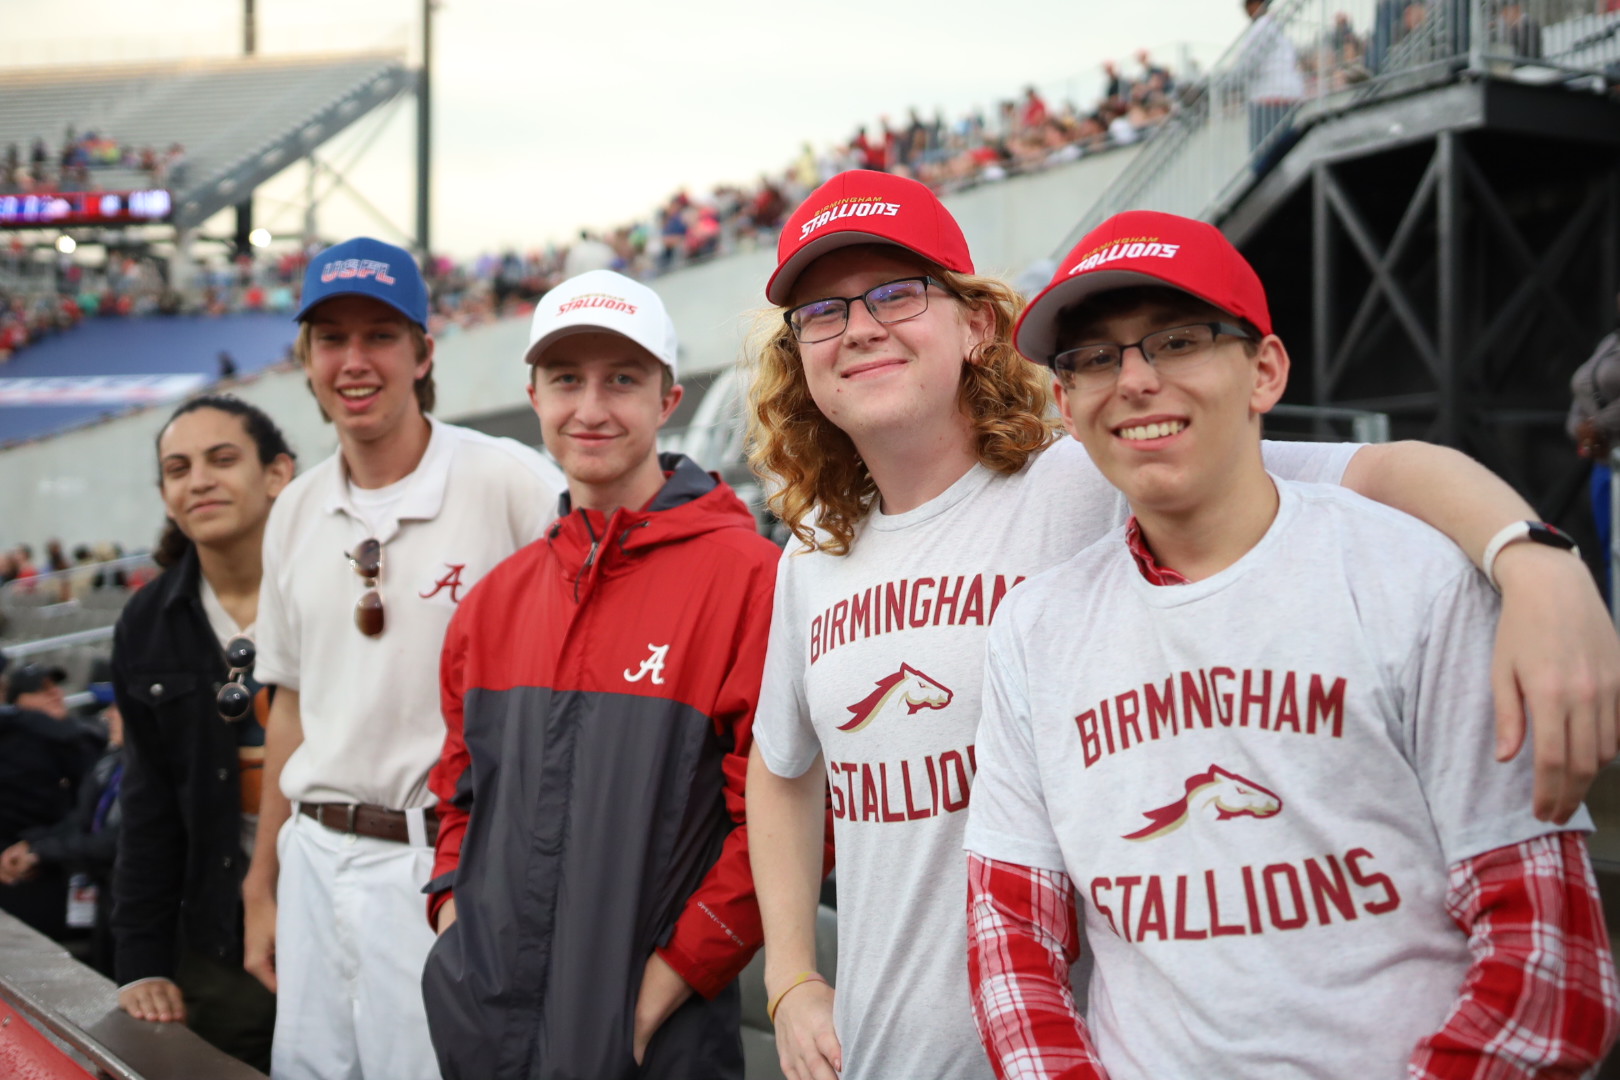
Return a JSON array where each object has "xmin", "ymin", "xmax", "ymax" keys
[
  {"xmin": 838, "ymin": 663, "xmax": 954, "ymax": 733},
  {"xmin": 1122, "ymin": 764, "xmax": 1282, "ymax": 842}
]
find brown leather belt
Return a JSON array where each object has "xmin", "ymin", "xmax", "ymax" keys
[{"xmin": 298, "ymin": 802, "xmax": 438, "ymax": 845}]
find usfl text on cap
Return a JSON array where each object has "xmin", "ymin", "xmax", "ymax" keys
[
  {"xmin": 766, "ymin": 170, "xmax": 974, "ymax": 306},
  {"xmin": 1013, "ymin": 210, "xmax": 1272, "ymax": 366},
  {"xmin": 294, "ymin": 236, "xmax": 430, "ymax": 330}
]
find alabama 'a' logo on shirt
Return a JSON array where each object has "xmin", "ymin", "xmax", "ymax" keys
[
  {"xmin": 1122, "ymin": 764, "xmax": 1282, "ymax": 841},
  {"xmin": 838, "ymin": 664, "xmax": 953, "ymax": 733}
]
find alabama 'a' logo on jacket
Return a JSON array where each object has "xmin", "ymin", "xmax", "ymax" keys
[
  {"xmin": 838, "ymin": 664, "xmax": 953, "ymax": 733},
  {"xmin": 1122, "ymin": 764, "xmax": 1282, "ymax": 841}
]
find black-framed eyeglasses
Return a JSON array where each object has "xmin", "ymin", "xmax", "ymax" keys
[
  {"xmin": 216, "ymin": 636, "xmax": 256, "ymax": 721},
  {"xmin": 784, "ymin": 276, "xmax": 943, "ymax": 344},
  {"xmin": 348, "ymin": 538, "xmax": 384, "ymax": 637},
  {"xmin": 1050, "ymin": 322, "xmax": 1256, "ymax": 385}
]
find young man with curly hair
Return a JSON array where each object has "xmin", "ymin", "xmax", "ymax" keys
[{"xmin": 965, "ymin": 210, "xmax": 1618, "ymax": 1078}]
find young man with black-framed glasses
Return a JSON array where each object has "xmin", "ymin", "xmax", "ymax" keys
[
  {"xmin": 965, "ymin": 210, "xmax": 1619, "ymax": 1078},
  {"xmin": 242, "ymin": 237, "xmax": 562, "ymax": 1080}
]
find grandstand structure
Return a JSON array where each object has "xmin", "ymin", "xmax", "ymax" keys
[
  {"xmin": 1075, "ymin": 0, "xmax": 1620, "ymax": 555},
  {"xmin": 0, "ymin": 51, "xmax": 413, "ymax": 267},
  {"xmin": 0, "ymin": 50, "xmax": 417, "ymax": 442}
]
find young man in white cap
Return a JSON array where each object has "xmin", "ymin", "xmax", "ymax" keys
[
  {"xmin": 422, "ymin": 269, "xmax": 789, "ymax": 1080},
  {"xmin": 742, "ymin": 171, "xmax": 1620, "ymax": 1080},
  {"xmin": 964, "ymin": 210, "xmax": 1618, "ymax": 1078},
  {"xmin": 241, "ymin": 236, "xmax": 563, "ymax": 1080}
]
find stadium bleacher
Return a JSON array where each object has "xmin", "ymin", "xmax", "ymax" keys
[{"xmin": 0, "ymin": 51, "xmax": 412, "ymax": 229}]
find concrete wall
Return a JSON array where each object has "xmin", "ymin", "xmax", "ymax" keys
[{"xmin": 0, "ymin": 146, "xmax": 1139, "ymax": 551}]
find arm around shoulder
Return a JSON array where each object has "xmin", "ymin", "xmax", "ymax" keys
[{"xmin": 1342, "ymin": 440, "xmax": 1620, "ymax": 822}]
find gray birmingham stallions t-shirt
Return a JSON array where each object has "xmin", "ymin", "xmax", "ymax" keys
[
  {"xmin": 752, "ymin": 437, "xmax": 1358, "ymax": 1080},
  {"xmin": 966, "ymin": 479, "xmax": 1588, "ymax": 1080}
]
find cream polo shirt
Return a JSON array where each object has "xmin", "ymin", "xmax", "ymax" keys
[{"xmin": 255, "ymin": 416, "xmax": 563, "ymax": 809}]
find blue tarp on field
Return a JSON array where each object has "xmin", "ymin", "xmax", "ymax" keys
[{"xmin": 0, "ymin": 313, "xmax": 297, "ymax": 445}]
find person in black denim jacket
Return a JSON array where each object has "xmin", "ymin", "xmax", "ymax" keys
[{"xmin": 110, "ymin": 394, "xmax": 294, "ymax": 1073}]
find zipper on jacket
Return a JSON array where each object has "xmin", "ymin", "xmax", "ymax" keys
[{"xmin": 573, "ymin": 511, "xmax": 601, "ymax": 603}]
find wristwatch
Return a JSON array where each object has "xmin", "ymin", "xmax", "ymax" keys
[{"xmin": 1481, "ymin": 521, "xmax": 1579, "ymax": 590}]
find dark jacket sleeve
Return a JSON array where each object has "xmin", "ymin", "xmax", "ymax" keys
[
  {"xmin": 109, "ymin": 613, "xmax": 189, "ymax": 984},
  {"xmin": 22, "ymin": 755, "xmax": 118, "ymax": 875},
  {"xmin": 656, "ymin": 542, "xmax": 836, "ymax": 999}
]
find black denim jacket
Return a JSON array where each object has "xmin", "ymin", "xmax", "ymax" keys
[{"xmin": 111, "ymin": 545, "xmax": 254, "ymax": 985}]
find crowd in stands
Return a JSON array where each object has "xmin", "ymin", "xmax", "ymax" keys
[
  {"xmin": 0, "ymin": 540, "xmax": 150, "ymax": 602},
  {"xmin": 1, "ymin": 130, "xmax": 186, "ymax": 195},
  {"xmin": 420, "ymin": 52, "xmax": 1183, "ymax": 329},
  {"xmin": 0, "ymin": 53, "xmax": 1186, "ymax": 372}
]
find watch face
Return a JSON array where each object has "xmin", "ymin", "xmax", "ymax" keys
[{"xmin": 1527, "ymin": 522, "xmax": 1577, "ymax": 551}]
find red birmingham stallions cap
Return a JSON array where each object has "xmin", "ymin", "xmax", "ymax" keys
[
  {"xmin": 766, "ymin": 170, "xmax": 974, "ymax": 306},
  {"xmin": 1013, "ymin": 210, "xmax": 1273, "ymax": 367}
]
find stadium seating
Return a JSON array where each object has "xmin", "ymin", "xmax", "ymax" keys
[{"xmin": 0, "ymin": 52, "xmax": 412, "ymax": 227}]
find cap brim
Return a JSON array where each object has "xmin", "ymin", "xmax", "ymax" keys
[
  {"xmin": 294, "ymin": 289, "xmax": 426, "ymax": 330},
  {"xmin": 1015, "ymin": 269, "xmax": 1226, "ymax": 365},
  {"xmin": 523, "ymin": 324, "xmax": 669, "ymax": 370},
  {"xmin": 767, "ymin": 230, "xmax": 938, "ymax": 306}
]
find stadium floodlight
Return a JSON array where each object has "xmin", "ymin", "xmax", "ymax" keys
[
  {"xmin": 55, "ymin": 236, "xmax": 76, "ymax": 254},
  {"xmin": 249, "ymin": 227, "xmax": 273, "ymax": 248}
]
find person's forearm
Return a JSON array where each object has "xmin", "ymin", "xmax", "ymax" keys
[
  {"xmin": 243, "ymin": 687, "xmax": 302, "ymax": 899},
  {"xmin": 1341, "ymin": 441, "xmax": 1536, "ymax": 566},
  {"xmin": 1410, "ymin": 833, "xmax": 1619, "ymax": 1076},
  {"xmin": 746, "ymin": 743, "xmax": 828, "ymax": 995}
]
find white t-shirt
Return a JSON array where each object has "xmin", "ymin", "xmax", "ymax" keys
[
  {"xmin": 256, "ymin": 416, "xmax": 563, "ymax": 809},
  {"xmin": 965, "ymin": 479, "xmax": 1588, "ymax": 1080},
  {"xmin": 199, "ymin": 577, "xmax": 262, "ymax": 858},
  {"xmin": 752, "ymin": 436, "xmax": 1358, "ymax": 1080}
]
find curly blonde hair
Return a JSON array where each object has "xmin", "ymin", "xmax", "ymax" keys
[{"xmin": 746, "ymin": 264, "xmax": 1059, "ymax": 556}]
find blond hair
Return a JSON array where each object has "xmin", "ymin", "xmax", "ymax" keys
[{"xmin": 746, "ymin": 266, "xmax": 1058, "ymax": 556}]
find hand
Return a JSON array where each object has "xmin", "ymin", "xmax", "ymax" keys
[
  {"xmin": 0, "ymin": 841, "xmax": 39, "ymax": 885},
  {"xmin": 632, "ymin": 952, "xmax": 693, "ymax": 1066},
  {"xmin": 770, "ymin": 978, "xmax": 841, "ymax": 1080},
  {"xmin": 242, "ymin": 887, "xmax": 278, "ymax": 993},
  {"xmin": 118, "ymin": 978, "xmax": 187, "ymax": 1023},
  {"xmin": 1576, "ymin": 420, "xmax": 1610, "ymax": 460},
  {"xmin": 1493, "ymin": 542, "xmax": 1620, "ymax": 822},
  {"xmin": 435, "ymin": 896, "xmax": 457, "ymax": 935}
]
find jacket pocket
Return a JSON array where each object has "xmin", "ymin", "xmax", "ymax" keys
[{"xmin": 123, "ymin": 670, "xmax": 205, "ymax": 708}]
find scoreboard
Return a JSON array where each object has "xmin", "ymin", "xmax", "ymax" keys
[{"xmin": 0, "ymin": 188, "xmax": 172, "ymax": 228}]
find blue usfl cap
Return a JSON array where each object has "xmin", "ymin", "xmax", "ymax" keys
[{"xmin": 294, "ymin": 236, "xmax": 429, "ymax": 329}]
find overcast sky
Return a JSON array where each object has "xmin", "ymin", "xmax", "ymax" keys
[{"xmin": 0, "ymin": 0, "xmax": 1254, "ymax": 258}]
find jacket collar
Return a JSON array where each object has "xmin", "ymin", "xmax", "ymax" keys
[
  {"xmin": 157, "ymin": 542, "xmax": 205, "ymax": 613},
  {"xmin": 554, "ymin": 452, "xmax": 716, "ymax": 519},
  {"xmin": 320, "ymin": 414, "xmax": 455, "ymax": 543}
]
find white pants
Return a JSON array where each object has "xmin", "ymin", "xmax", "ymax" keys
[{"xmin": 270, "ymin": 811, "xmax": 440, "ymax": 1080}]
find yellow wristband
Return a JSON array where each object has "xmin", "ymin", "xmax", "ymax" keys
[{"xmin": 766, "ymin": 971, "xmax": 828, "ymax": 1025}]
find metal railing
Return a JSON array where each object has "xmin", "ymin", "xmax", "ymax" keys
[
  {"xmin": 0, "ymin": 555, "xmax": 153, "ymax": 655},
  {"xmin": 0, "ymin": 910, "xmax": 265, "ymax": 1079},
  {"xmin": 1067, "ymin": 0, "xmax": 1620, "ymax": 247}
]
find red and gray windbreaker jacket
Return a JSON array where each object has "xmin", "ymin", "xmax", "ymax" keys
[{"xmin": 422, "ymin": 455, "xmax": 781, "ymax": 1080}]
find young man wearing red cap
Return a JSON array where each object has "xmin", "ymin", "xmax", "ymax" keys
[
  {"xmin": 420, "ymin": 270, "xmax": 789, "ymax": 1079},
  {"xmin": 743, "ymin": 172, "xmax": 1620, "ymax": 1080},
  {"xmin": 242, "ymin": 237, "xmax": 563, "ymax": 1080},
  {"xmin": 963, "ymin": 209, "xmax": 1619, "ymax": 1078}
]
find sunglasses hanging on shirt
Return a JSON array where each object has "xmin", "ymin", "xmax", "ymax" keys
[
  {"xmin": 348, "ymin": 538, "xmax": 385, "ymax": 637},
  {"xmin": 216, "ymin": 635, "xmax": 256, "ymax": 721}
]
